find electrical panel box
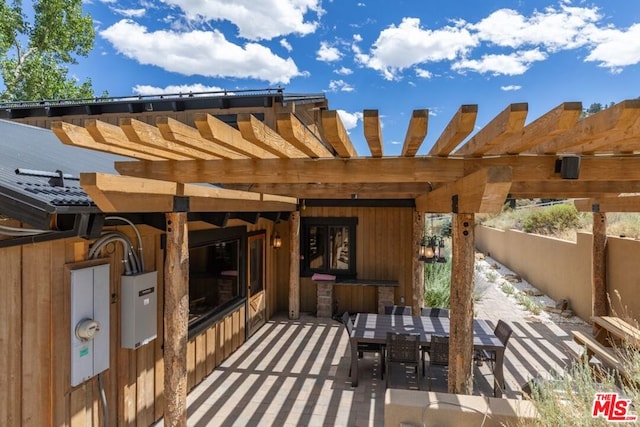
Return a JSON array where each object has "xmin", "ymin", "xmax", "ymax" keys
[
  {"xmin": 70, "ymin": 263, "xmax": 110, "ymax": 387},
  {"xmin": 121, "ymin": 271, "xmax": 158, "ymax": 349}
]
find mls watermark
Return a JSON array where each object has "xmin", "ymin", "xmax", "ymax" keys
[{"xmin": 592, "ymin": 392, "xmax": 638, "ymax": 422}]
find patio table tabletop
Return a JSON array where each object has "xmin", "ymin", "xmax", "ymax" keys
[{"xmin": 350, "ymin": 313, "xmax": 506, "ymax": 397}]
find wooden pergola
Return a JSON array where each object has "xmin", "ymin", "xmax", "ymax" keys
[{"xmin": 50, "ymin": 97, "xmax": 640, "ymax": 425}]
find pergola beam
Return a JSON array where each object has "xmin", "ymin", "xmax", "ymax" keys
[
  {"xmin": 454, "ymin": 103, "xmax": 528, "ymax": 157},
  {"xmin": 574, "ymin": 196, "xmax": 640, "ymax": 212},
  {"xmin": 115, "ymin": 156, "xmax": 640, "ymax": 185},
  {"xmin": 193, "ymin": 113, "xmax": 277, "ymax": 159},
  {"xmin": 531, "ymin": 99, "xmax": 640, "ymax": 154},
  {"xmin": 415, "ymin": 167, "xmax": 512, "ymax": 213},
  {"xmin": 486, "ymin": 102, "xmax": 582, "ymax": 155},
  {"xmin": 120, "ymin": 118, "xmax": 220, "ymax": 160},
  {"xmin": 401, "ymin": 109, "xmax": 429, "ymax": 157},
  {"xmin": 363, "ymin": 109, "xmax": 383, "ymax": 157},
  {"xmin": 157, "ymin": 117, "xmax": 247, "ymax": 159},
  {"xmin": 321, "ymin": 110, "xmax": 358, "ymax": 158},
  {"xmin": 275, "ymin": 112, "xmax": 334, "ymax": 158},
  {"xmin": 509, "ymin": 180, "xmax": 640, "ymax": 198},
  {"xmin": 52, "ymin": 121, "xmax": 163, "ymax": 160},
  {"xmin": 237, "ymin": 113, "xmax": 308, "ymax": 158},
  {"xmin": 80, "ymin": 173, "xmax": 297, "ymax": 213},
  {"xmin": 429, "ymin": 105, "xmax": 477, "ymax": 156},
  {"xmin": 86, "ymin": 119, "xmax": 195, "ymax": 160},
  {"xmin": 236, "ymin": 182, "xmax": 432, "ymax": 199}
]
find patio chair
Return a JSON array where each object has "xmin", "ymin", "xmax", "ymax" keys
[
  {"xmin": 420, "ymin": 307, "xmax": 449, "ymax": 317},
  {"xmin": 427, "ymin": 334, "xmax": 450, "ymax": 390},
  {"xmin": 384, "ymin": 305, "xmax": 412, "ymax": 315},
  {"xmin": 474, "ymin": 319, "xmax": 513, "ymax": 370},
  {"xmin": 385, "ymin": 332, "xmax": 422, "ymax": 389},
  {"xmin": 341, "ymin": 311, "xmax": 385, "ymax": 379}
]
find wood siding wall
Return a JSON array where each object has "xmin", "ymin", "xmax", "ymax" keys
[
  {"xmin": 275, "ymin": 206, "xmax": 415, "ymax": 315},
  {"xmin": 0, "ymin": 218, "xmax": 276, "ymax": 426}
]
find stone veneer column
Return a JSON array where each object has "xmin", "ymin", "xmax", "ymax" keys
[
  {"xmin": 378, "ymin": 286, "xmax": 395, "ymax": 314},
  {"xmin": 316, "ymin": 282, "xmax": 334, "ymax": 318}
]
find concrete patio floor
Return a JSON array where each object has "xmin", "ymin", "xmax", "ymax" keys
[{"xmin": 154, "ymin": 310, "xmax": 592, "ymax": 427}]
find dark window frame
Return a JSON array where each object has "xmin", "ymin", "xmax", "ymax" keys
[
  {"xmin": 300, "ymin": 217, "xmax": 357, "ymax": 278},
  {"xmin": 186, "ymin": 226, "xmax": 247, "ymax": 338}
]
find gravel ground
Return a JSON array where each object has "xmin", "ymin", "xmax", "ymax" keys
[{"xmin": 473, "ymin": 253, "xmax": 590, "ymax": 328}]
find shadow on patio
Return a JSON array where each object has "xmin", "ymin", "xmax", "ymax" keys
[{"xmin": 154, "ymin": 314, "xmax": 591, "ymax": 427}]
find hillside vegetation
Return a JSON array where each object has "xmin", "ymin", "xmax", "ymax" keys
[{"xmin": 477, "ymin": 200, "xmax": 640, "ymax": 241}]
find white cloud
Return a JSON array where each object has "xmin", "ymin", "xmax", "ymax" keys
[
  {"xmin": 328, "ymin": 80, "xmax": 354, "ymax": 92},
  {"xmin": 501, "ymin": 85, "xmax": 522, "ymax": 91},
  {"xmin": 280, "ymin": 38, "xmax": 293, "ymax": 52},
  {"xmin": 356, "ymin": 17, "xmax": 477, "ymax": 80},
  {"xmin": 334, "ymin": 66, "xmax": 353, "ymax": 75},
  {"xmin": 390, "ymin": 140, "xmax": 401, "ymax": 145},
  {"xmin": 415, "ymin": 68, "xmax": 432, "ymax": 79},
  {"xmin": 100, "ymin": 20, "xmax": 304, "ymax": 84},
  {"xmin": 112, "ymin": 8, "xmax": 146, "ymax": 18},
  {"xmin": 453, "ymin": 49, "xmax": 547, "ymax": 75},
  {"xmin": 161, "ymin": 0, "xmax": 323, "ymax": 41},
  {"xmin": 354, "ymin": 3, "xmax": 640, "ymax": 78},
  {"xmin": 470, "ymin": 5, "xmax": 601, "ymax": 52},
  {"xmin": 585, "ymin": 23, "xmax": 640, "ymax": 68},
  {"xmin": 132, "ymin": 84, "xmax": 226, "ymax": 96},
  {"xmin": 317, "ymin": 41, "xmax": 342, "ymax": 62},
  {"xmin": 337, "ymin": 110, "xmax": 362, "ymax": 131}
]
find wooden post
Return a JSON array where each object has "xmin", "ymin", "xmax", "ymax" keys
[
  {"xmin": 164, "ymin": 212, "xmax": 189, "ymax": 427},
  {"xmin": 592, "ymin": 212, "xmax": 607, "ymax": 335},
  {"xmin": 412, "ymin": 210, "xmax": 425, "ymax": 315},
  {"xmin": 448, "ymin": 213, "xmax": 475, "ymax": 395},
  {"xmin": 289, "ymin": 211, "xmax": 300, "ymax": 319}
]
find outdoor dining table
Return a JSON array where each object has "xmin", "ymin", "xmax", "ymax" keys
[{"xmin": 350, "ymin": 313, "xmax": 506, "ymax": 397}]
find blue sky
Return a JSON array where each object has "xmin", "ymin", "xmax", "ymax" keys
[{"xmin": 74, "ymin": 0, "xmax": 640, "ymax": 155}]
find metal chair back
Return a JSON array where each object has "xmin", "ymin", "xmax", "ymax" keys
[
  {"xmin": 384, "ymin": 305, "xmax": 412, "ymax": 315},
  {"xmin": 429, "ymin": 335, "xmax": 450, "ymax": 366},
  {"xmin": 420, "ymin": 307, "xmax": 449, "ymax": 318},
  {"xmin": 386, "ymin": 332, "xmax": 420, "ymax": 364},
  {"xmin": 495, "ymin": 320, "xmax": 513, "ymax": 347}
]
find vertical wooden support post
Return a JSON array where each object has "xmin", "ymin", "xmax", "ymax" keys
[
  {"xmin": 592, "ymin": 212, "xmax": 607, "ymax": 335},
  {"xmin": 289, "ymin": 211, "xmax": 300, "ymax": 319},
  {"xmin": 448, "ymin": 213, "xmax": 475, "ymax": 395},
  {"xmin": 164, "ymin": 212, "xmax": 189, "ymax": 427},
  {"xmin": 412, "ymin": 210, "xmax": 425, "ymax": 315}
]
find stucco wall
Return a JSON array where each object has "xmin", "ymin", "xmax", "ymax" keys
[{"xmin": 475, "ymin": 226, "xmax": 640, "ymax": 323}]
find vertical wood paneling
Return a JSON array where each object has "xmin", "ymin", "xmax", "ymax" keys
[
  {"xmin": 216, "ymin": 322, "xmax": 224, "ymax": 366},
  {"xmin": 224, "ymin": 316, "xmax": 232, "ymax": 359},
  {"xmin": 52, "ymin": 240, "xmax": 71, "ymax": 427},
  {"xmin": 0, "ymin": 245, "xmax": 22, "ymax": 427},
  {"xmin": 154, "ymin": 234, "xmax": 165, "ymax": 422},
  {"xmin": 195, "ymin": 334, "xmax": 206, "ymax": 383},
  {"xmin": 205, "ymin": 327, "xmax": 216, "ymax": 374},
  {"xmin": 294, "ymin": 207, "xmax": 415, "ymax": 314},
  {"xmin": 2, "ymin": 221, "xmax": 252, "ymax": 427},
  {"xmin": 22, "ymin": 243, "xmax": 52, "ymax": 427},
  {"xmin": 70, "ymin": 384, "xmax": 88, "ymax": 427},
  {"xmin": 187, "ymin": 341, "xmax": 195, "ymax": 391}
]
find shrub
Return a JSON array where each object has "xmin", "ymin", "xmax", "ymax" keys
[
  {"xmin": 522, "ymin": 204, "xmax": 581, "ymax": 235},
  {"xmin": 424, "ymin": 262, "xmax": 451, "ymax": 308},
  {"xmin": 526, "ymin": 347, "xmax": 640, "ymax": 426}
]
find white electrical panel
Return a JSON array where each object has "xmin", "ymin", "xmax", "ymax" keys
[
  {"xmin": 121, "ymin": 271, "xmax": 158, "ymax": 349},
  {"xmin": 70, "ymin": 263, "xmax": 110, "ymax": 387}
]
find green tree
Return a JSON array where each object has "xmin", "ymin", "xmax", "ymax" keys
[{"xmin": 0, "ymin": 0, "xmax": 95, "ymax": 101}]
